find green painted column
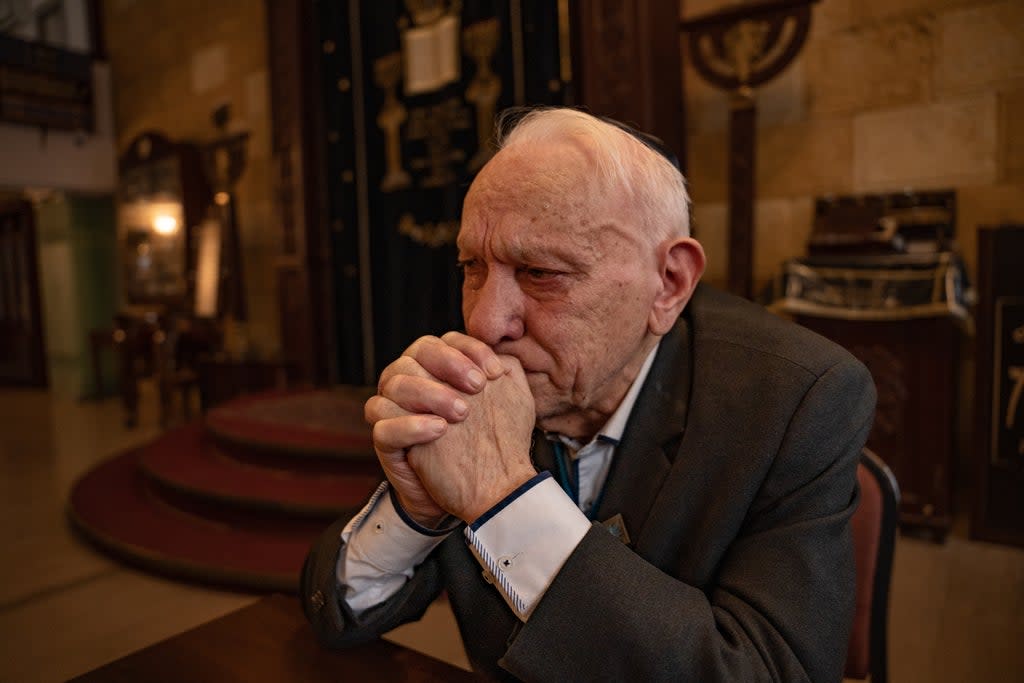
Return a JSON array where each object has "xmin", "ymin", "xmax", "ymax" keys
[{"xmin": 36, "ymin": 194, "xmax": 118, "ymax": 399}]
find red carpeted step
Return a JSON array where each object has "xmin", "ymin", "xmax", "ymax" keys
[
  {"xmin": 205, "ymin": 388, "xmax": 376, "ymax": 460},
  {"xmin": 68, "ymin": 448, "xmax": 335, "ymax": 592},
  {"xmin": 68, "ymin": 388, "xmax": 397, "ymax": 593},
  {"xmin": 139, "ymin": 423, "xmax": 383, "ymax": 518}
]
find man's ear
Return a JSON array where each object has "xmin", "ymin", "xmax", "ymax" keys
[{"xmin": 648, "ymin": 237, "xmax": 705, "ymax": 335}]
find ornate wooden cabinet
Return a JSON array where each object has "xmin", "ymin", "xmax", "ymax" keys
[
  {"xmin": 779, "ymin": 192, "xmax": 967, "ymax": 538},
  {"xmin": 265, "ymin": 0, "xmax": 685, "ymax": 385}
]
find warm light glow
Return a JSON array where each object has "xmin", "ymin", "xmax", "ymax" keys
[
  {"xmin": 194, "ymin": 219, "xmax": 222, "ymax": 317},
  {"xmin": 152, "ymin": 214, "xmax": 179, "ymax": 235},
  {"xmin": 214, "ymin": 192, "xmax": 230, "ymax": 206}
]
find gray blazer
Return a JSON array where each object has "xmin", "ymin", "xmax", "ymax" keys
[{"xmin": 302, "ymin": 284, "xmax": 876, "ymax": 682}]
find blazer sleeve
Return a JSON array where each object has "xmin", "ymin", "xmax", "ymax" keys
[
  {"xmin": 499, "ymin": 356, "xmax": 876, "ymax": 683},
  {"xmin": 299, "ymin": 510, "xmax": 448, "ymax": 649}
]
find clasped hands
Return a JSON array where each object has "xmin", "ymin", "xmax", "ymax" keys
[{"xmin": 364, "ymin": 332, "xmax": 537, "ymax": 528}]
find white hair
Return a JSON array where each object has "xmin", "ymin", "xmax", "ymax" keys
[{"xmin": 494, "ymin": 107, "xmax": 691, "ymax": 241}]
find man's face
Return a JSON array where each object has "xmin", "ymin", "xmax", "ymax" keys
[{"xmin": 457, "ymin": 141, "xmax": 663, "ymax": 437}]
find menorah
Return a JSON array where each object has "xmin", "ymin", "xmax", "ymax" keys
[{"xmin": 682, "ymin": 0, "xmax": 818, "ymax": 299}]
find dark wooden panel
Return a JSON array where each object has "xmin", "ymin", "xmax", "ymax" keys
[
  {"xmin": 276, "ymin": 265, "xmax": 314, "ymax": 383},
  {"xmin": 797, "ymin": 315, "xmax": 959, "ymax": 538},
  {"xmin": 972, "ymin": 226, "xmax": 1024, "ymax": 548},
  {"xmin": 728, "ymin": 95, "xmax": 755, "ymax": 298},
  {"xmin": 572, "ymin": 0, "xmax": 685, "ymax": 167},
  {"xmin": 0, "ymin": 200, "xmax": 47, "ymax": 387},
  {"xmin": 266, "ymin": 0, "xmax": 335, "ymax": 385}
]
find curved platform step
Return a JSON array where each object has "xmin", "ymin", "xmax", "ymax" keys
[
  {"xmin": 69, "ymin": 449, "xmax": 331, "ymax": 592},
  {"xmin": 205, "ymin": 388, "xmax": 376, "ymax": 460},
  {"xmin": 139, "ymin": 423, "xmax": 382, "ymax": 518}
]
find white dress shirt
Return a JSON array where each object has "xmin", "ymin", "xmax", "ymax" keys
[{"xmin": 338, "ymin": 344, "xmax": 659, "ymax": 620}]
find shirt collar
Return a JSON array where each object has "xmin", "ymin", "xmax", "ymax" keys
[
  {"xmin": 598, "ymin": 341, "xmax": 660, "ymax": 444},
  {"xmin": 547, "ymin": 341, "xmax": 661, "ymax": 452}
]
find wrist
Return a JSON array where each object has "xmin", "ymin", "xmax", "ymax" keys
[
  {"xmin": 389, "ymin": 488, "xmax": 449, "ymax": 534},
  {"xmin": 464, "ymin": 467, "xmax": 539, "ymax": 524},
  {"xmin": 413, "ymin": 512, "xmax": 448, "ymax": 529}
]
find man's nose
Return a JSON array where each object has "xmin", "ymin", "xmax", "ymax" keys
[{"xmin": 464, "ymin": 269, "xmax": 525, "ymax": 346}]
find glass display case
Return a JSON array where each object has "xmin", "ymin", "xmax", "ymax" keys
[
  {"xmin": 116, "ymin": 132, "xmax": 207, "ymax": 310},
  {"xmin": 114, "ymin": 131, "xmax": 210, "ymax": 426}
]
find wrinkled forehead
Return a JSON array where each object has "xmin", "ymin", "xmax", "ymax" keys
[
  {"xmin": 471, "ymin": 143, "xmax": 598, "ymax": 206},
  {"xmin": 456, "ymin": 143, "xmax": 647, "ymax": 268},
  {"xmin": 460, "ymin": 142, "xmax": 610, "ymax": 235}
]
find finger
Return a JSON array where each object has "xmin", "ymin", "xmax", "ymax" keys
[
  {"xmin": 440, "ymin": 331, "xmax": 506, "ymax": 379},
  {"xmin": 377, "ymin": 373, "xmax": 470, "ymax": 423},
  {"xmin": 378, "ymin": 353, "xmax": 434, "ymax": 392},
  {"xmin": 405, "ymin": 335, "xmax": 488, "ymax": 394},
  {"xmin": 372, "ymin": 415, "xmax": 448, "ymax": 454},
  {"xmin": 364, "ymin": 395, "xmax": 411, "ymax": 425}
]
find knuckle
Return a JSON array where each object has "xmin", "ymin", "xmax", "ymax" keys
[
  {"xmin": 372, "ymin": 418, "xmax": 405, "ymax": 452},
  {"xmin": 380, "ymin": 374, "xmax": 419, "ymax": 405},
  {"xmin": 366, "ymin": 395, "xmax": 404, "ymax": 425},
  {"xmin": 380, "ymin": 359, "xmax": 421, "ymax": 393},
  {"xmin": 380, "ymin": 373, "xmax": 402, "ymax": 396},
  {"xmin": 377, "ymin": 374, "xmax": 396, "ymax": 397},
  {"xmin": 378, "ymin": 359, "xmax": 404, "ymax": 390},
  {"xmin": 406, "ymin": 335, "xmax": 440, "ymax": 357}
]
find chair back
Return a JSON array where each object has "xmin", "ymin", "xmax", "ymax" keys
[{"xmin": 845, "ymin": 449, "xmax": 900, "ymax": 683}]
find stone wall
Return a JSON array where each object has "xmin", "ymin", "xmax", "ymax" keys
[
  {"xmin": 98, "ymin": 0, "xmax": 1022, "ymax": 359},
  {"xmin": 681, "ymin": 0, "xmax": 1024, "ymax": 293},
  {"xmin": 102, "ymin": 0, "xmax": 278, "ymax": 355}
]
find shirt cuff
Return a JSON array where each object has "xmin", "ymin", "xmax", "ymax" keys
[
  {"xmin": 338, "ymin": 482, "xmax": 456, "ymax": 613},
  {"xmin": 388, "ymin": 487, "xmax": 460, "ymax": 536},
  {"xmin": 464, "ymin": 474, "xmax": 591, "ymax": 621}
]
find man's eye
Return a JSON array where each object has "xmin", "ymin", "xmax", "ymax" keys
[
  {"xmin": 520, "ymin": 267, "xmax": 558, "ymax": 281},
  {"xmin": 457, "ymin": 260, "xmax": 485, "ymax": 286}
]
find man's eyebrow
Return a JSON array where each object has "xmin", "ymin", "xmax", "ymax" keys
[
  {"xmin": 456, "ymin": 240, "xmax": 589, "ymax": 267},
  {"xmin": 508, "ymin": 243, "xmax": 592, "ymax": 269}
]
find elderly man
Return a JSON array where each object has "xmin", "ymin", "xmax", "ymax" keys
[{"xmin": 302, "ymin": 108, "xmax": 876, "ymax": 682}]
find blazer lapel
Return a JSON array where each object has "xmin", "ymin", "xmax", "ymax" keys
[
  {"xmin": 593, "ymin": 312, "xmax": 693, "ymax": 539},
  {"xmin": 530, "ymin": 429, "xmax": 557, "ymax": 474}
]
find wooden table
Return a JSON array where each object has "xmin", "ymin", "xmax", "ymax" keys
[{"xmin": 69, "ymin": 594, "xmax": 478, "ymax": 682}]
